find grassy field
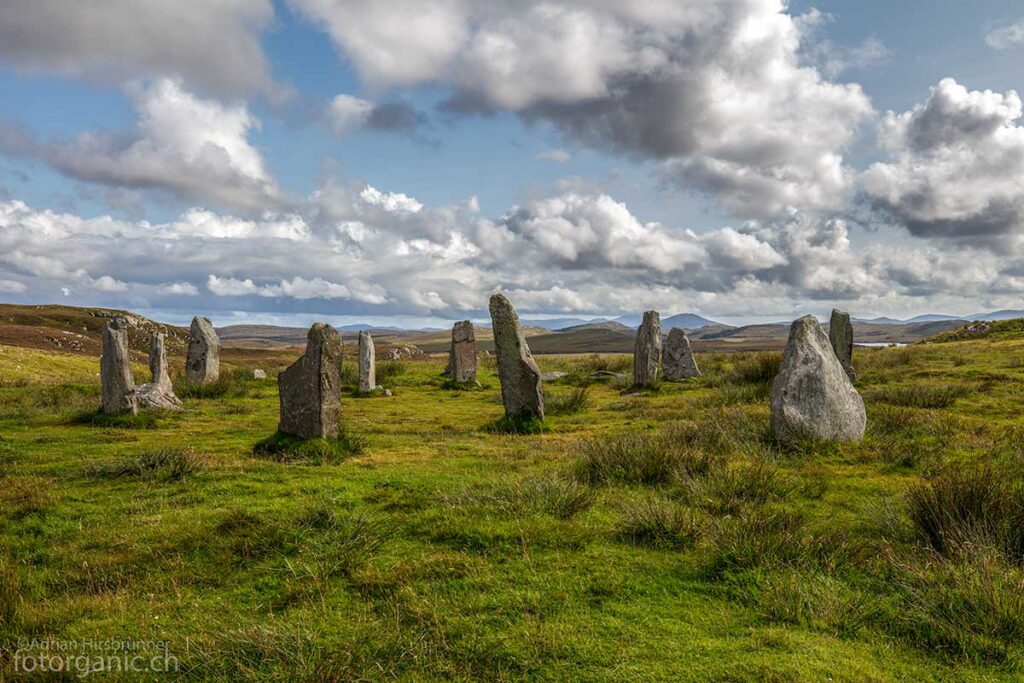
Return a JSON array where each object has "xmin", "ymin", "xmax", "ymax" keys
[{"xmin": 3, "ymin": 337, "xmax": 1024, "ymax": 681}]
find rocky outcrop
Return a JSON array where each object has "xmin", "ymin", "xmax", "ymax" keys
[
  {"xmin": 489, "ymin": 294, "xmax": 544, "ymax": 420},
  {"xmin": 662, "ymin": 328, "xmax": 700, "ymax": 380},
  {"xmin": 633, "ymin": 310, "xmax": 661, "ymax": 387},
  {"xmin": 186, "ymin": 316, "xmax": 220, "ymax": 385},
  {"xmin": 277, "ymin": 323, "xmax": 343, "ymax": 439},
  {"xmin": 771, "ymin": 315, "xmax": 866, "ymax": 444},
  {"xmin": 828, "ymin": 308, "xmax": 856, "ymax": 382},
  {"xmin": 100, "ymin": 318, "xmax": 138, "ymax": 415},
  {"xmin": 358, "ymin": 330, "xmax": 376, "ymax": 392}
]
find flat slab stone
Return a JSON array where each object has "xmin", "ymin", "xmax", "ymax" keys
[
  {"xmin": 489, "ymin": 293, "xmax": 544, "ymax": 420},
  {"xmin": 278, "ymin": 323, "xmax": 343, "ymax": 440},
  {"xmin": 771, "ymin": 315, "xmax": 866, "ymax": 444}
]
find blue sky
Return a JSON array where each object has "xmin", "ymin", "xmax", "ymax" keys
[{"xmin": 1, "ymin": 0, "xmax": 1024, "ymax": 328}]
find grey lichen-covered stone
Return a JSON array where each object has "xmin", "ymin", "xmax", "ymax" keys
[
  {"xmin": 489, "ymin": 293, "xmax": 544, "ymax": 420},
  {"xmin": 771, "ymin": 315, "xmax": 866, "ymax": 444},
  {"xmin": 277, "ymin": 323, "xmax": 342, "ymax": 439},
  {"xmin": 100, "ymin": 318, "xmax": 138, "ymax": 415},
  {"xmin": 662, "ymin": 328, "xmax": 701, "ymax": 380},
  {"xmin": 828, "ymin": 308, "xmax": 856, "ymax": 382},
  {"xmin": 186, "ymin": 316, "xmax": 220, "ymax": 385},
  {"xmin": 448, "ymin": 320, "xmax": 477, "ymax": 383},
  {"xmin": 633, "ymin": 310, "xmax": 661, "ymax": 387},
  {"xmin": 253, "ymin": 369, "xmax": 267, "ymax": 379},
  {"xmin": 136, "ymin": 331, "xmax": 181, "ymax": 410},
  {"xmin": 358, "ymin": 330, "xmax": 376, "ymax": 392}
]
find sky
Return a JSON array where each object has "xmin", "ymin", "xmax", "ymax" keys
[{"xmin": 1, "ymin": 0, "xmax": 1024, "ymax": 328}]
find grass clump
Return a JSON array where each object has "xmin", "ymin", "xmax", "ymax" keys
[
  {"xmin": 871, "ymin": 383, "xmax": 969, "ymax": 409},
  {"xmin": 85, "ymin": 446, "xmax": 202, "ymax": 482},
  {"xmin": 449, "ymin": 474, "xmax": 596, "ymax": 520},
  {"xmin": 724, "ymin": 352, "xmax": 781, "ymax": 386},
  {"xmin": 544, "ymin": 387, "xmax": 590, "ymax": 415},
  {"xmin": 376, "ymin": 360, "xmax": 407, "ymax": 384},
  {"xmin": 573, "ymin": 431, "xmax": 711, "ymax": 486},
  {"xmin": 70, "ymin": 409, "xmax": 160, "ymax": 429},
  {"xmin": 175, "ymin": 370, "xmax": 253, "ymax": 399},
  {"xmin": 487, "ymin": 413, "xmax": 545, "ymax": 435},
  {"xmin": 906, "ymin": 464, "xmax": 1024, "ymax": 561},
  {"xmin": 680, "ymin": 461, "xmax": 794, "ymax": 516},
  {"xmin": 253, "ymin": 430, "xmax": 365, "ymax": 465},
  {"xmin": 617, "ymin": 496, "xmax": 703, "ymax": 549}
]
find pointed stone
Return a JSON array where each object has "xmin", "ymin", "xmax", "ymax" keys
[
  {"xmin": 633, "ymin": 310, "xmax": 661, "ymax": 387},
  {"xmin": 278, "ymin": 323, "xmax": 343, "ymax": 439},
  {"xmin": 488, "ymin": 294, "xmax": 544, "ymax": 420},
  {"xmin": 663, "ymin": 328, "xmax": 701, "ymax": 380},
  {"xmin": 358, "ymin": 330, "xmax": 376, "ymax": 392},
  {"xmin": 771, "ymin": 315, "xmax": 866, "ymax": 444},
  {"xmin": 449, "ymin": 320, "xmax": 477, "ymax": 383},
  {"xmin": 186, "ymin": 316, "xmax": 220, "ymax": 385},
  {"xmin": 100, "ymin": 318, "xmax": 138, "ymax": 415},
  {"xmin": 828, "ymin": 308, "xmax": 856, "ymax": 382},
  {"xmin": 136, "ymin": 331, "xmax": 182, "ymax": 410}
]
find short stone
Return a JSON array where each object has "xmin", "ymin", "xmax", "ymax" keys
[
  {"xmin": 662, "ymin": 328, "xmax": 701, "ymax": 380},
  {"xmin": 186, "ymin": 316, "xmax": 220, "ymax": 385},
  {"xmin": 278, "ymin": 323, "xmax": 343, "ymax": 440}
]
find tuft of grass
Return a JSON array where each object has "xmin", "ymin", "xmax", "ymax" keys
[
  {"xmin": 376, "ymin": 360, "xmax": 407, "ymax": 384},
  {"xmin": 175, "ymin": 369, "xmax": 253, "ymax": 399},
  {"xmin": 1, "ymin": 476, "xmax": 55, "ymax": 518},
  {"xmin": 573, "ymin": 432, "xmax": 708, "ymax": 486},
  {"xmin": 85, "ymin": 446, "xmax": 202, "ymax": 482},
  {"xmin": 0, "ymin": 563, "xmax": 21, "ymax": 633},
  {"xmin": 906, "ymin": 464, "xmax": 1024, "ymax": 561},
  {"xmin": 70, "ymin": 408, "xmax": 160, "ymax": 429},
  {"xmin": 724, "ymin": 352, "xmax": 781, "ymax": 386},
  {"xmin": 871, "ymin": 383, "xmax": 968, "ymax": 409},
  {"xmin": 617, "ymin": 496, "xmax": 703, "ymax": 549},
  {"xmin": 253, "ymin": 430, "xmax": 365, "ymax": 465},
  {"xmin": 486, "ymin": 413, "xmax": 545, "ymax": 435},
  {"xmin": 739, "ymin": 569, "xmax": 879, "ymax": 638},
  {"xmin": 448, "ymin": 474, "xmax": 596, "ymax": 520},
  {"xmin": 679, "ymin": 461, "xmax": 794, "ymax": 516},
  {"xmin": 544, "ymin": 387, "xmax": 590, "ymax": 415}
]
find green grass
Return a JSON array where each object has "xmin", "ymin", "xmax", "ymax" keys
[{"xmin": 5, "ymin": 340, "xmax": 1024, "ymax": 680}]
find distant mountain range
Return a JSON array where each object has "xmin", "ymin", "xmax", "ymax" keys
[
  {"xmin": 857, "ymin": 310, "xmax": 1024, "ymax": 325},
  {"xmin": 521, "ymin": 312, "xmax": 723, "ymax": 331}
]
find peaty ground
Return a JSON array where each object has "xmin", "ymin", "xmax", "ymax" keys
[{"xmin": 2, "ymin": 340, "xmax": 1024, "ymax": 680}]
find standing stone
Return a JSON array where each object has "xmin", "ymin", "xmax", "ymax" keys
[
  {"xmin": 135, "ymin": 331, "xmax": 182, "ymax": 410},
  {"xmin": 633, "ymin": 310, "xmax": 661, "ymax": 387},
  {"xmin": 100, "ymin": 318, "xmax": 138, "ymax": 415},
  {"xmin": 278, "ymin": 323, "xmax": 342, "ymax": 439},
  {"xmin": 448, "ymin": 320, "xmax": 477, "ymax": 383},
  {"xmin": 149, "ymin": 332, "xmax": 172, "ymax": 390},
  {"xmin": 828, "ymin": 308, "xmax": 856, "ymax": 382},
  {"xmin": 662, "ymin": 328, "xmax": 701, "ymax": 380},
  {"xmin": 771, "ymin": 315, "xmax": 866, "ymax": 444},
  {"xmin": 186, "ymin": 316, "xmax": 220, "ymax": 385},
  {"xmin": 358, "ymin": 330, "xmax": 376, "ymax": 392},
  {"xmin": 488, "ymin": 294, "xmax": 544, "ymax": 420}
]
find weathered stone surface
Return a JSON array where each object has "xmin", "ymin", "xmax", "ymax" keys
[
  {"xmin": 540, "ymin": 371, "xmax": 568, "ymax": 381},
  {"xmin": 136, "ymin": 331, "xmax": 181, "ymax": 410},
  {"xmin": 662, "ymin": 328, "xmax": 701, "ymax": 380},
  {"xmin": 186, "ymin": 316, "xmax": 220, "ymax": 385},
  {"xmin": 828, "ymin": 308, "xmax": 856, "ymax": 382},
  {"xmin": 253, "ymin": 369, "xmax": 267, "ymax": 379},
  {"xmin": 489, "ymin": 294, "xmax": 544, "ymax": 419},
  {"xmin": 278, "ymin": 323, "xmax": 342, "ymax": 439},
  {"xmin": 358, "ymin": 330, "xmax": 376, "ymax": 392},
  {"xmin": 448, "ymin": 320, "xmax": 477, "ymax": 383},
  {"xmin": 100, "ymin": 318, "xmax": 138, "ymax": 414},
  {"xmin": 633, "ymin": 310, "xmax": 661, "ymax": 387},
  {"xmin": 770, "ymin": 315, "xmax": 866, "ymax": 444}
]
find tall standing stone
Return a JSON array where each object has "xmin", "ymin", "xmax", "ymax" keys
[
  {"xmin": 186, "ymin": 316, "xmax": 220, "ymax": 385},
  {"xmin": 358, "ymin": 330, "xmax": 376, "ymax": 392},
  {"xmin": 488, "ymin": 294, "xmax": 544, "ymax": 420},
  {"xmin": 449, "ymin": 320, "xmax": 477, "ymax": 383},
  {"xmin": 828, "ymin": 308, "xmax": 856, "ymax": 382},
  {"xmin": 770, "ymin": 315, "xmax": 866, "ymax": 444},
  {"xmin": 633, "ymin": 310, "xmax": 661, "ymax": 387},
  {"xmin": 278, "ymin": 323, "xmax": 342, "ymax": 440},
  {"xmin": 662, "ymin": 328, "xmax": 701, "ymax": 380},
  {"xmin": 149, "ymin": 331, "xmax": 172, "ymax": 390},
  {"xmin": 100, "ymin": 318, "xmax": 138, "ymax": 415},
  {"xmin": 135, "ymin": 331, "xmax": 182, "ymax": 410}
]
